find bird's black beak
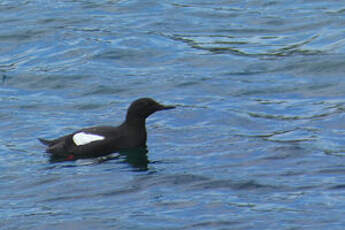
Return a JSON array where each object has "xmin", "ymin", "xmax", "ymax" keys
[{"xmin": 157, "ymin": 103, "xmax": 175, "ymax": 111}]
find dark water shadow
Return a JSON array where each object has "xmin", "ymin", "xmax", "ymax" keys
[
  {"xmin": 48, "ymin": 147, "xmax": 149, "ymax": 171},
  {"xmin": 117, "ymin": 147, "xmax": 149, "ymax": 171}
]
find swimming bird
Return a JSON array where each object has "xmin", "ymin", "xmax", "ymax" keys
[{"xmin": 39, "ymin": 98, "xmax": 175, "ymax": 160}]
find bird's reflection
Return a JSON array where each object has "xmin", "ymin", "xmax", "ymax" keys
[
  {"xmin": 49, "ymin": 147, "xmax": 149, "ymax": 170},
  {"xmin": 118, "ymin": 147, "xmax": 149, "ymax": 171}
]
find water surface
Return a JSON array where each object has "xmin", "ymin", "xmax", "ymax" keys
[{"xmin": 2, "ymin": 0, "xmax": 345, "ymax": 229}]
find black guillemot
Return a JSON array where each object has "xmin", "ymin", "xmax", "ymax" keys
[{"xmin": 39, "ymin": 98, "xmax": 175, "ymax": 160}]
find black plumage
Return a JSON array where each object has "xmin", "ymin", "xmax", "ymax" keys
[{"xmin": 39, "ymin": 98, "xmax": 175, "ymax": 160}]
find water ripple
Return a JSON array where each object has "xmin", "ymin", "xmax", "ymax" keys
[{"xmin": 2, "ymin": 0, "xmax": 345, "ymax": 229}]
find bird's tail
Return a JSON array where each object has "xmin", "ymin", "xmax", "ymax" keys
[{"xmin": 38, "ymin": 138, "xmax": 55, "ymax": 146}]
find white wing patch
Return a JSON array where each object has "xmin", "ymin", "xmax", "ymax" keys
[{"xmin": 73, "ymin": 132, "xmax": 105, "ymax": 146}]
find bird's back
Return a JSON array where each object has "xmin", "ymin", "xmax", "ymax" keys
[{"xmin": 40, "ymin": 124, "xmax": 147, "ymax": 158}]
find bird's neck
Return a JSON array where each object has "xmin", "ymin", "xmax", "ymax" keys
[
  {"xmin": 124, "ymin": 116, "xmax": 146, "ymax": 128},
  {"xmin": 123, "ymin": 117, "xmax": 147, "ymax": 147}
]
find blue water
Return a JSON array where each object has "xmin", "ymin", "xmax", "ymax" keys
[{"xmin": 2, "ymin": 0, "xmax": 345, "ymax": 229}]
